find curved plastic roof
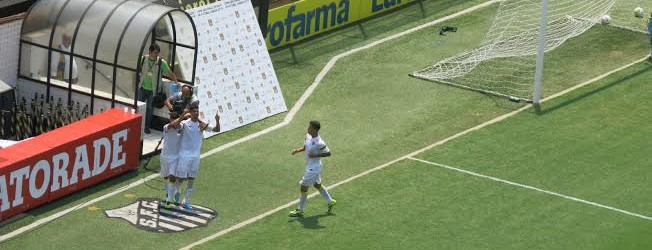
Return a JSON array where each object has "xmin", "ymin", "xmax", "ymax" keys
[{"xmin": 21, "ymin": 0, "xmax": 196, "ymax": 74}]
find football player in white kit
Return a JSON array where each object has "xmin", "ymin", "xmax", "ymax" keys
[
  {"xmin": 289, "ymin": 120, "xmax": 336, "ymax": 217},
  {"xmin": 175, "ymin": 107, "xmax": 220, "ymax": 210},
  {"xmin": 161, "ymin": 112, "xmax": 183, "ymax": 208}
]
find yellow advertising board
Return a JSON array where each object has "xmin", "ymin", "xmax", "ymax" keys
[
  {"xmin": 266, "ymin": 0, "xmax": 415, "ymax": 49},
  {"xmin": 358, "ymin": 0, "xmax": 416, "ymax": 18}
]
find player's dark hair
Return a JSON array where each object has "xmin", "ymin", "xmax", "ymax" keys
[
  {"xmin": 149, "ymin": 43, "xmax": 160, "ymax": 53},
  {"xmin": 309, "ymin": 120, "xmax": 321, "ymax": 131}
]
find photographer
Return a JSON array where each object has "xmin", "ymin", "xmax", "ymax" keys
[{"xmin": 165, "ymin": 85, "xmax": 199, "ymax": 114}]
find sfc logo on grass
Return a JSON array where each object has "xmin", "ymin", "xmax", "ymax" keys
[{"xmin": 104, "ymin": 198, "xmax": 217, "ymax": 233}]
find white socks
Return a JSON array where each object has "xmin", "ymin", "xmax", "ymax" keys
[
  {"xmin": 298, "ymin": 192, "xmax": 308, "ymax": 211},
  {"xmin": 165, "ymin": 182, "xmax": 174, "ymax": 202},
  {"xmin": 174, "ymin": 182, "xmax": 182, "ymax": 202},
  {"xmin": 318, "ymin": 187, "xmax": 333, "ymax": 204},
  {"xmin": 184, "ymin": 181, "xmax": 194, "ymax": 204}
]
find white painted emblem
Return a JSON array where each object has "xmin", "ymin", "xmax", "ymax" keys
[{"xmin": 105, "ymin": 198, "xmax": 217, "ymax": 232}]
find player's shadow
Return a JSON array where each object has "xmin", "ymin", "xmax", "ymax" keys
[
  {"xmin": 288, "ymin": 213, "xmax": 335, "ymax": 229},
  {"xmin": 535, "ymin": 62, "xmax": 652, "ymax": 115}
]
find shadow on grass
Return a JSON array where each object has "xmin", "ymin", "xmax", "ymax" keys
[
  {"xmin": 536, "ymin": 62, "xmax": 652, "ymax": 115},
  {"xmin": 288, "ymin": 213, "xmax": 335, "ymax": 229},
  {"xmin": 481, "ymin": 92, "xmax": 529, "ymax": 111}
]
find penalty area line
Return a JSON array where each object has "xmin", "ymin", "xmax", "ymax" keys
[
  {"xmin": 179, "ymin": 56, "xmax": 652, "ymax": 249},
  {"xmin": 4, "ymin": 0, "xmax": 647, "ymax": 245},
  {"xmin": 408, "ymin": 157, "xmax": 652, "ymax": 222},
  {"xmin": 179, "ymin": 8, "xmax": 651, "ymax": 250}
]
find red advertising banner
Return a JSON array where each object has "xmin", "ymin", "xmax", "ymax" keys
[{"xmin": 0, "ymin": 108, "xmax": 142, "ymax": 220}]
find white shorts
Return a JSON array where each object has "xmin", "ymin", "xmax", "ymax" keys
[
  {"xmin": 159, "ymin": 155, "xmax": 179, "ymax": 177},
  {"xmin": 176, "ymin": 156, "xmax": 200, "ymax": 179},
  {"xmin": 299, "ymin": 171, "xmax": 322, "ymax": 186}
]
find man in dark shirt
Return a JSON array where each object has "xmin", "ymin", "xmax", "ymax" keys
[{"xmin": 165, "ymin": 85, "xmax": 199, "ymax": 114}]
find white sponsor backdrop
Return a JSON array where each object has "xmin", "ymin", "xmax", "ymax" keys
[{"xmin": 178, "ymin": 0, "xmax": 287, "ymax": 138}]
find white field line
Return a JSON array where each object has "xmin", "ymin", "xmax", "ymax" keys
[
  {"xmin": 200, "ymin": 0, "xmax": 503, "ymax": 158},
  {"xmin": 181, "ymin": 7, "xmax": 652, "ymax": 250},
  {"xmin": 408, "ymin": 157, "xmax": 652, "ymax": 221},
  {"xmin": 4, "ymin": 0, "xmax": 645, "ymax": 244},
  {"xmin": 179, "ymin": 56, "xmax": 651, "ymax": 250},
  {"xmin": 0, "ymin": 173, "xmax": 160, "ymax": 242},
  {"xmin": 0, "ymin": 0, "xmax": 503, "ymax": 243}
]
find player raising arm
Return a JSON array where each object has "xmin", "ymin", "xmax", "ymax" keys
[{"xmin": 174, "ymin": 108, "xmax": 220, "ymax": 210}]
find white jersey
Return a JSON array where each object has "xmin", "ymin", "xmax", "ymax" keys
[
  {"xmin": 304, "ymin": 133, "xmax": 329, "ymax": 173},
  {"xmin": 160, "ymin": 123, "xmax": 182, "ymax": 158},
  {"xmin": 179, "ymin": 119, "xmax": 205, "ymax": 158}
]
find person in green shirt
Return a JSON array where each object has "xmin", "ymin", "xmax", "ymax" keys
[{"xmin": 138, "ymin": 43, "xmax": 179, "ymax": 134}]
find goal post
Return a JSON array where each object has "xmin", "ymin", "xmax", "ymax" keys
[
  {"xmin": 411, "ymin": 0, "xmax": 628, "ymax": 102},
  {"xmin": 532, "ymin": 0, "xmax": 548, "ymax": 104}
]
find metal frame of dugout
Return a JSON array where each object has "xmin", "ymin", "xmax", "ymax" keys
[{"xmin": 17, "ymin": 0, "xmax": 198, "ymax": 148}]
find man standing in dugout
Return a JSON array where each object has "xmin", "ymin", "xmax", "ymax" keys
[
  {"xmin": 138, "ymin": 43, "xmax": 179, "ymax": 134},
  {"xmin": 50, "ymin": 31, "xmax": 78, "ymax": 84}
]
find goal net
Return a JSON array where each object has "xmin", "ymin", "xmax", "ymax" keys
[
  {"xmin": 609, "ymin": 0, "xmax": 650, "ymax": 33},
  {"xmin": 410, "ymin": 0, "xmax": 643, "ymax": 102}
]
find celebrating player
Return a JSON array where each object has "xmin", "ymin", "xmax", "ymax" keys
[
  {"xmin": 161, "ymin": 112, "xmax": 183, "ymax": 208},
  {"xmin": 289, "ymin": 120, "xmax": 336, "ymax": 217},
  {"xmin": 174, "ymin": 107, "xmax": 220, "ymax": 210}
]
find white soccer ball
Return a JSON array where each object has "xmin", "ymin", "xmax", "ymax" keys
[
  {"xmin": 634, "ymin": 7, "xmax": 645, "ymax": 18},
  {"xmin": 600, "ymin": 14, "xmax": 611, "ymax": 24}
]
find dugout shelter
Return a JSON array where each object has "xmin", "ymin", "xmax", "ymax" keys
[{"xmin": 18, "ymin": 0, "xmax": 198, "ymax": 132}]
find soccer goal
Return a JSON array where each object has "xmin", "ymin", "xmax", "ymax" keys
[{"xmin": 411, "ymin": 0, "xmax": 649, "ymax": 104}]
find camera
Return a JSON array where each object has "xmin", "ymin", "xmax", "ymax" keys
[
  {"xmin": 439, "ymin": 26, "xmax": 457, "ymax": 35},
  {"xmin": 170, "ymin": 100, "xmax": 186, "ymax": 113}
]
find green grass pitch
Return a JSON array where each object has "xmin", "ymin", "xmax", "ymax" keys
[{"xmin": 1, "ymin": 0, "xmax": 650, "ymax": 249}]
